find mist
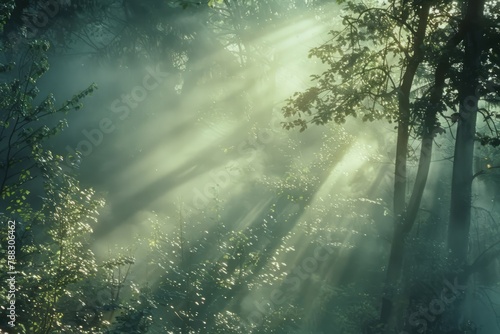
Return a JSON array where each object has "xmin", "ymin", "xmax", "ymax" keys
[{"xmin": 1, "ymin": 1, "xmax": 500, "ymax": 333}]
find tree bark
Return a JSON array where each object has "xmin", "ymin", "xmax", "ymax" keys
[
  {"xmin": 448, "ymin": 0, "xmax": 484, "ymax": 267},
  {"xmin": 379, "ymin": 3, "xmax": 431, "ymax": 328},
  {"xmin": 447, "ymin": 0, "xmax": 484, "ymax": 329},
  {"xmin": 379, "ymin": 1, "xmax": 470, "ymax": 328}
]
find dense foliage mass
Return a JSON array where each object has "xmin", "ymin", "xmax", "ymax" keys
[{"xmin": 0, "ymin": 1, "xmax": 499, "ymax": 333}]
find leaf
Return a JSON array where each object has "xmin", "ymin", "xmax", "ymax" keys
[{"xmin": 208, "ymin": 0, "xmax": 223, "ymax": 7}]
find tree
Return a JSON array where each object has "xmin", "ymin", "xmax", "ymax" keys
[
  {"xmin": 447, "ymin": 0, "xmax": 500, "ymax": 329},
  {"xmin": 0, "ymin": 39, "xmax": 96, "ymax": 208},
  {"xmin": 283, "ymin": 0, "xmax": 500, "ymax": 330},
  {"xmin": 281, "ymin": 0, "xmax": 462, "ymax": 329},
  {"xmin": 448, "ymin": 0, "xmax": 485, "ymax": 266},
  {"xmin": 0, "ymin": 17, "xmax": 106, "ymax": 332}
]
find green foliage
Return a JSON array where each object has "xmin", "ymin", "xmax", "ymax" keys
[
  {"xmin": 280, "ymin": 0, "xmax": 465, "ymax": 137},
  {"xmin": 13, "ymin": 176, "xmax": 103, "ymax": 333},
  {"xmin": 10, "ymin": 1, "xmax": 499, "ymax": 333},
  {"xmin": 208, "ymin": 0, "xmax": 224, "ymax": 7},
  {"xmin": 109, "ymin": 285, "xmax": 155, "ymax": 334},
  {"xmin": 0, "ymin": 166, "xmax": 104, "ymax": 333},
  {"xmin": 0, "ymin": 37, "xmax": 105, "ymax": 333},
  {"xmin": 125, "ymin": 200, "xmax": 301, "ymax": 333},
  {"xmin": 327, "ymin": 283, "xmax": 379, "ymax": 332},
  {"xmin": 0, "ymin": 39, "xmax": 97, "ymax": 214},
  {"xmin": 477, "ymin": 133, "xmax": 500, "ymax": 147},
  {"xmin": 282, "ymin": 0, "xmax": 409, "ymax": 131},
  {"xmin": 0, "ymin": 1, "xmax": 14, "ymax": 33}
]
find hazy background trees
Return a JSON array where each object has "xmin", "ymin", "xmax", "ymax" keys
[{"xmin": 1, "ymin": 0, "xmax": 499, "ymax": 333}]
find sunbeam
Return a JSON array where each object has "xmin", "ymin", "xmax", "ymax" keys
[{"xmin": 3, "ymin": 0, "xmax": 499, "ymax": 333}]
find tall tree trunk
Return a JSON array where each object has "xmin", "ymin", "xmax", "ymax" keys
[
  {"xmin": 379, "ymin": 1, "xmax": 471, "ymax": 327},
  {"xmin": 448, "ymin": 0, "xmax": 484, "ymax": 267},
  {"xmin": 380, "ymin": 126, "xmax": 435, "ymax": 330},
  {"xmin": 379, "ymin": 4, "xmax": 431, "ymax": 329},
  {"xmin": 447, "ymin": 0, "xmax": 484, "ymax": 329}
]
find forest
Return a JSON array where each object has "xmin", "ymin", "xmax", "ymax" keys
[{"xmin": 0, "ymin": 0, "xmax": 499, "ymax": 333}]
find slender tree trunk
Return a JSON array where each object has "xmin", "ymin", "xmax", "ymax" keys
[
  {"xmin": 447, "ymin": 0, "xmax": 484, "ymax": 329},
  {"xmin": 379, "ymin": 3, "xmax": 430, "ymax": 328},
  {"xmin": 379, "ymin": 0, "xmax": 471, "ymax": 327},
  {"xmin": 448, "ymin": 0, "xmax": 484, "ymax": 267},
  {"xmin": 381, "ymin": 132, "xmax": 435, "ymax": 330}
]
